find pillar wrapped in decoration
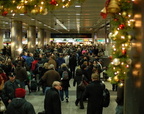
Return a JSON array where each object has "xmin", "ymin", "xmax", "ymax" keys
[{"xmin": 107, "ymin": 0, "xmax": 120, "ymax": 14}]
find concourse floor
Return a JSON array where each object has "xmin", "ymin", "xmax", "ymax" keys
[{"xmin": 25, "ymin": 79, "xmax": 117, "ymax": 114}]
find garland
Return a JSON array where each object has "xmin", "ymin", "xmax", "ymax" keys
[
  {"xmin": 0, "ymin": 0, "xmax": 85, "ymax": 15},
  {"xmin": 101, "ymin": 0, "xmax": 134, "ymax": 84}
]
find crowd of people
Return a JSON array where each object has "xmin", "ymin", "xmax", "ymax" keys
[{"xmin": 0, "ymin": 44, "xmax": 124, "ymax": 114}]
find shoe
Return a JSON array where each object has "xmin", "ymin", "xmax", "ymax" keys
[
  {"xmin": 75, "ymin": 101, "xmax": 78, "ymax": 106},
  {"xmin": 66, "ymin": 98, "xmax": 69, "ymax": 103}
]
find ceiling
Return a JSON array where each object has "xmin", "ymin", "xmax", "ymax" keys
[{"xmin": 0, "ymin": 0, "xmax": 110, "ymax": 35}]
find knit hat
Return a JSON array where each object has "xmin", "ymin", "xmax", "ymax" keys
[{"xmin": 15, "ymin": 88, "xmax": 26, "ymax": 98}]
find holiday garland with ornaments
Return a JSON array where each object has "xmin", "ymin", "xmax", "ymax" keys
[
  {"xmin": 100, "ymin": 0, "xmax": 134, "ymax": 83},
  {"xmin": 0, "ymin": 0, "xmax": 85, "ymax": 15}
]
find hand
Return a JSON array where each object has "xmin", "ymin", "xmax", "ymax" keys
[
  {"xmin": 8, "ymin": 99, "xmax": 12, "ymax": 103},
  {"xmin": 0, "ymin": 80, "xmax": 4, "ymax": 90}
]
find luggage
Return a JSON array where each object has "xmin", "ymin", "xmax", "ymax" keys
[
  {"xmin": 102, "ymin": 88, "xmax": 110, "ymax": 107},
  {"xmin": 30, "ymin": 79, "xmax": 37, "ymax": 91}
]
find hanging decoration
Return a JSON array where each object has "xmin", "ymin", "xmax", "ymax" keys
[
  {"xmin": 107, "ymin": 0, "xmax": 120, "ymax": 14},
  {"xmin": 100, "ymin": 0, "xmax": 111, "ymax": 19},
  {"xmin": 0, "ymin": 0, "xmax": 85, "ymax": 15},
  {"xmin": 49, "ymin": 0, "xmax": 57, "ymax": 5},
  {"xmin": 101, "ymin": 0, "xmax": 135, "ymax": 84}
]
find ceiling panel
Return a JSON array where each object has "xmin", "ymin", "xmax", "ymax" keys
[{"xmin": 0, "ymin": 0, "xmax": 110, "ymax": 34}]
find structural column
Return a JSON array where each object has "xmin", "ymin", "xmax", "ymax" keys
[
  {"xmin": 37, "ymin": 28, "xmax": 44, "ymax": 48},
  {"xmin": 0, "ymin": 29, "xmax": 4, "ymax": 50},
  {"xmin": 124, "ymin": 0, "xmax": 144, "ymax": 114},
  {"xmin": 27, "ymin": 26, "xmax": 36, "ymax": 52},
  {"xmin": 45, "ymin": 31, "xmax": 50, "ymax": 45},
  {"xmin": 11, "ymin": 20, "xmax": 22, "ymax": 59}
]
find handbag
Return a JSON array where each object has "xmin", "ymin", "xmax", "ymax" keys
[
  {"xmin": 0, "ymin": 97, "xmax": 6, "ymax": 112},
  {"xmin": 78, "ymin": 79, "xmax": 88, "ymax": 91}
]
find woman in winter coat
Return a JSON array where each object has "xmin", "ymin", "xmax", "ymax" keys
[
  {"xmin": 73, "ymin": 68, "xmax": 86, "ymax": 109},
  {"xmin": 58, "ymin": 63, "xmax": 71, "ymax": 102}
]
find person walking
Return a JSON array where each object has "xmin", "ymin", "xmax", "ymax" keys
[
  {"xmin": 6, "ymin": 88, "xmax": 36, "ymax": 114},
  {"xmin": 58, "ymin": 63, "xmax": 71, "ymax": 102},
  {"xmin": 73, "ymin": 68, "xmax": 85, "ymax": 109},
  {"xmin": 41, "ymin": 64, "xmax": 61, "ymax": 94},
  {"xmin": 2, "ymin": 73, "xmax": 24, "ymax": 107},
  {"xmin": 83, "ymin": 73, "xmax": 105, "ymax": 114},
  {"xmin": 14, "ymin": 61, "xmax": 28, "ymax": 88},
  {"xmin": 44, "ymin": 81, "xmax": 62, "ymax": 114}
]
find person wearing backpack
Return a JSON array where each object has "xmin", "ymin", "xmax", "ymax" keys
[
  {"xmin": 58, "ymin": 63, "xmax": 71, "ymax": 102},
  {"xmin": 83, "ymin": 73, "xmax": 105, "ymax": 114}
]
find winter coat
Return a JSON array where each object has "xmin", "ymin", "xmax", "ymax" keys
[
  {"xmin": 73, "ymin": 69, "xmax": 86, "ymax": 99},
  {"xmin": 83, "ymin": 80, "xmax": 105, "ymax": 114},
  {"xmin": 6, "ymin": 98, "xmax": 36, "ymax": 114},
  {"xmin": 44, "ymin": 88, "xmax": 61, "ymax": 114},
  {"xmin": 41, "ymin": 69, "xmax": 61, "ymax": 87},
  {"xmin": 14, "ymin": 66, "xmax": 28, "ymax": 82},
  {"xmin": 58, "ymin": 67, "xmax": 71, "ymax": 89},
  {"xmin": 2, "ymin": 79, "xmax": 24, "ymax": 107}
]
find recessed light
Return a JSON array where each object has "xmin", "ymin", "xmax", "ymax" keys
[{"xmin": 75, "ymin": 5, "xmax": 81, "ymax": 8}]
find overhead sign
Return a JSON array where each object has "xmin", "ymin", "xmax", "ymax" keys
[{"xmin": 51, "ymin": 33, "xmax": 92, "ymax": 38}]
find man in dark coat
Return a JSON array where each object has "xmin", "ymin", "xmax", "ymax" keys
[
  {"xmin": 6, "ymin": 88, "xmax": 36, "ymax": 114},
  {"xmin": 14, "ymin": 61, "xmax": 28, "ymax": 88},
  {"xmin": 83, "ymin": 73, "xmax": 105, "ymax": 114},
  {"xmin": 2, "ymin": 73, "xmax": 24, "ymax": 107},
  {"xmin": 44, "ymin": 81, "xmax": 62, "ymax": 114}
]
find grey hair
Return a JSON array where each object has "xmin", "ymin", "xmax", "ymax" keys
[{"xmin": 52, "ymin": 81, "xmax": 61, "ymax": 87}]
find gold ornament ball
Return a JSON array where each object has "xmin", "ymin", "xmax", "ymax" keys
[
  {"xmin": 128, "ymin": 35, "xmax": 132, "ymax": 40},
  {"xmin": 114, "ymin": 75, "xmax": 119, "ymax": 82},
  {"xmin": 0, "ymin": 6, "xmax": 3, "ymax": 10},
  {"xmin": 122, "ymin": 11, "xmax": 127, "ymax": 17},
  {"xmin": 31, "ymin": 9, "xmax": 39, "ymax": 14}
]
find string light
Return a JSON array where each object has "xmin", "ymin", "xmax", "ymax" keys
[
  {"xmin": 0, "ymin": 0, "xmax": 85, "ymax": 15},
  {"xmin": 105, "ymin": 0, "xmax": 134, "ymax": 84}
]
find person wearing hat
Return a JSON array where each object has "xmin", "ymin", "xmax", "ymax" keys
[
  {"xmin": 83, "ymin": 73, "xmax": 105, "ymax": 114},
  {"xmin": 1, "ymin": 73, "xmax": 24, "ymax": 107},
  {"xmin": 6, "ymin": 88, "xmax": 36, "ymax": 114}
]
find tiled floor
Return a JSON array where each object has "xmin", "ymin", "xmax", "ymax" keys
[{"xmin": 25, "ymin": 79, "xmax": 117, "ymax": 114}]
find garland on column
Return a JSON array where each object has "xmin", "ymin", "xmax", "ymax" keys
[{"xmin": 101, "ymin": 0, "xmax": 134, "ymax": 84}]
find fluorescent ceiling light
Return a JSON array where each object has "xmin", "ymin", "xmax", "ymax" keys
[
  {"xmin": 75, "ymin": 5, "xmax": 81, "ymax": 7},
  {"xmin": 56, "ymin": 19, "xmax": 68, "ymax": 31},
  {"xmin": 20, "ymin": 14, "xmax": 24, "ymax": 15}
]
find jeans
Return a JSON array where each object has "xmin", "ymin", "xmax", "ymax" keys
[
  {"xmin": 60, "ymin": 88, "xmax": 69, "ymax": 101},
  {"xmin": 115, "ymin": 105, "xmax": 123, "ymax": 114}
]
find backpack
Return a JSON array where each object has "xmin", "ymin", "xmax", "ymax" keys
[
  {"xmin": 62, "ymin": 71, "xmax": 69, "ymax": 80},
  {"xmin": 102, "ymin": 88, "xmax": 110, "ymax": 107}
]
